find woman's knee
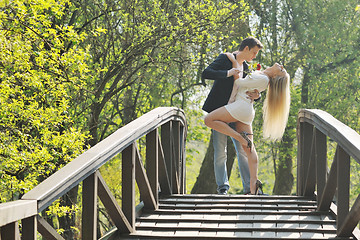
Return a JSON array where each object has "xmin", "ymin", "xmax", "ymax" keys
[{"xmin": 204, "ymin": 114, "xmax": 212, "ymax": 127}]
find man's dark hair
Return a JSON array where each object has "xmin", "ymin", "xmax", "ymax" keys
[{"xmin": 239, "ymin": 37, "xmax": 263, "ymax": 51}]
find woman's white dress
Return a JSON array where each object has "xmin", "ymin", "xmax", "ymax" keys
[{"xmin": 225, "ymin": 71, "xmax": 269, "ymax": 125}]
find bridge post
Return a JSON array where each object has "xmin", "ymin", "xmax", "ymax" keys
[
  {"xmin": 337, "ymin": 146, "xmax": 350, "ymax": 234},
  {"xmin": 122, "ymin": 143, "xmax": 136, "ymax": 229},
  {"xmin": 1, "ymin": 222, "xmax": 19, "ymax": 240},
  {"xmin": 315, "ymin": 129, "xmax": 327, "ymax": 203},
  {"xmin": 146, "ymin": 129, "xmax": 159, "ymax": 208},
  {"xmin": 297, "ymin": 121, "xmax": 314, "ymax": 196},
  {"xmin": 173, "ymin": 121, "xmax": 182, "ymax": 194},
  {"xmin": 21, "ymin": 216, "xmax": 37, "ymax": 240},
  {"xmin": 82, "ymin": 172, "xmax": 98, "ymax": 240}
]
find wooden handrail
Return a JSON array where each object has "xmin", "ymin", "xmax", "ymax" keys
[
  {"xmin": 297, "ymin": 109, "xmax": 360, "ymax": 238},
  {"xmin": 0, "ymin": 200, "xmax": 37, "ymax": 239},
  {"xmin": 21, "ymin": 107, "xmax": 186, "ymax": 211},
  {"xmin": 0, "ymin": 107, "xmax": 187, "ymax": 239}
]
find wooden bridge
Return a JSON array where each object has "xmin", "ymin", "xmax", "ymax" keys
[{"xmin": 1, "ymin": 107, "xmax": 360, "ymax": 239}]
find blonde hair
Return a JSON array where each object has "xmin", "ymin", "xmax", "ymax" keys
[{"xmin": 262, "ymin": 73, "xmax": 291, "ymax": 141}]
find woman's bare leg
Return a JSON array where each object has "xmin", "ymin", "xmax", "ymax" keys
[
  {"xmin": 204, "ymin": 107, "xmax": 249, "ymax": 147},
  {"xmin": 235, "ymin": 122, "xmax": 258, "ymax": 194},
  {"xmin": 204, "ymin": 107, "xmax": 259, "ymax": 193}
]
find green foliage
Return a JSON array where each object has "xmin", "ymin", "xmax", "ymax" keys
[
  {"xmin": 2, "ymin": 0, "xmax": 359, "ymax": 236},
  {"xmin": 287, "ymin": 0, "xmax": 360, "ymax": 119},
  {"xmin": 61, "ymin": 0, "xmax": 250, "ymax": 144},
  {"xmin": 0, "ymin": 0, "xmax": 89, "ymax": 202},
  {"xmin": 246, "ymin": 0, "xmax": 360, "ymax": 194},
  {"xmin": 287, "ymin": 0, "xmax": 360, "ymax": 200}
]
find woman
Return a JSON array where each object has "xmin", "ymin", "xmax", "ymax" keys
[{"xmin": 204, "ymin": 53, "xmax": 291, "ymax": 194}]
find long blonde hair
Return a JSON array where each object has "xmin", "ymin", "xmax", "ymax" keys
[{"xmin": 262, "ymin": 73, "xmax": 291, "ymax": 141}]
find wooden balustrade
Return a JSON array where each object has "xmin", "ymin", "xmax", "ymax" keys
[
  {"xmin": 2, "ymin": 107, "xmax": 359, "ymax": 239},
  {"xmin": 297, "ymin": 109, "xmax": 360, "ymax": 237},
  {"xmin": 0, "ymin": 107, "xmax": 187, "ymax": 239},
  {"xmin": 0, "ymin": 200, "xmax": 37, "ymax": 240}
]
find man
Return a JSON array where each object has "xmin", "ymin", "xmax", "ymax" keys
[{"xmin": 202, "ymin": 37, "xmax": 263, "ymax": 195}]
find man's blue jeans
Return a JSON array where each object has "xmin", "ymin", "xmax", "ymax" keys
[{"xmin": 212, "ymin": 124, "xmax": 250, "ymax": 194}]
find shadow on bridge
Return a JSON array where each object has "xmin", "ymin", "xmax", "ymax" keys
[{"xmin": 1, "ymin": 107, "xmax": 360, "ymax": 239}]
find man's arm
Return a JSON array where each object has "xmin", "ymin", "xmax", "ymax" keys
[
  {"xmin": 246, "ymin": 89, "xmax": 261, "ymax": 102},
  {"xmin": 202, "ymin": 54, "xmax": 233, "ymax": 81}
]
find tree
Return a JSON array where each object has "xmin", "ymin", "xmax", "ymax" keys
[
  {"xmin": 54, "ymin": 0, "xmax": 252, "ymax": 236},
  {"xmin": 0, "ymin": 0, "xmax": 89, "ymax": 238},
  {"xmin": 247, "ymin": 0, "xmax": 360, "ymax": 194},
  {"xmin": 57, "ymin": 0, "xmax": 251, "ymax": 145},
  {"xmin": 191, "ymin": 136, "xmax": 237, "ymax": 194}
]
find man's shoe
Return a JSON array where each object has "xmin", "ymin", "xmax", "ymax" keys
[{"xmin": 218, "ymin": 189, "xmax": 228, "ymax": 195}]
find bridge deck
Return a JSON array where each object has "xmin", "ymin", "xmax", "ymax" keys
[{"xmin": 118, "ymin": 194, "xmax": 355, "ymax": 239}]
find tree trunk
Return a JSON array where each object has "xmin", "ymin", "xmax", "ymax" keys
[
  {"xmin": 88, "ymin": 102, "xmax": 102, "ymax": 147},
  {"xmin": 301, "ymin": 69, "xmax": 310, "ymax": 104},
  {"xmin": 272, "ymin": 130, "xmax": 294, "ymax": 194},
  {"xmin": 191, "ymin": 132, "xmax": 236, "ymax": 194},
  {"xmin": 58, "ymin": 186, "xmax": 79, "ymax": 240}
]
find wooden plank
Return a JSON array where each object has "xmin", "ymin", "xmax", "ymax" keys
[
  {"xmin": 159, "ymin": 198, "xmax": 317, "ymax": 205},
  {"xmin": 37, "ymin": 215, "xmax": 65, "ymax": 240},
  {"xmin": 315, "ymin": 128, "xmax": 327, "ymax": 203},
  {"xmin": 180, "ymin": 125, "xmax": 187, "ymax": 194},
  {"xmin": 167, "ymin": 194, "xmax": 316, "ymax": 200},
  {"xmin": 145, "ymin": 208, "xmax": 321, "ymax": 216},
  {"xmin": 296, "ymin": 120, "xmax": 302, "ymax": 196},
  {"xmin": 134, "ymin": 224, "xmax": 336, "ymax": 234},
  {"xmin": 298, "ymin": 122, "xmax": 313, "ymax": 196},
  {"xmin": 122, "ymin": 143, "xmax": 136, "ymax": 228},
  {"xmin": 0, "ymin": 200, "xmax": 37, "ymax": 227},
  {"xmin": 170, "ymin": 122, "xmax": 180, "ymax": 194},
  {"xmin": 158, "ymin": 204, "xmax": 316, "ymax": 211},
  {"xmin": 135, "ymin": 144, "xmax": 156, "ymax": 211},
  {"xmin": 97, "ymin": 171, "xmax": 133, "ymax": 233},
  {"xmin": 158, "ymin": 139, "xmax": 171, "ymax": 195},
  {"xmin": 171, "ymin": 157, "xmax": 180, "ymax": 195},
  {"xmin": 0, "ymin": 222, "xmax": 19, "ymax": 240},
  {"xmin": 21, "ymin": 216, "xmax": 37, "ymax": 240},
  {"xmin": 173, "ymin": 121, "xmax": 181, "ymax": 194},
  {"xmin": 337, "ymin": 145, "xmax": 350, "ymax": 235},
  {"xmin": 137, "ymin": 216, "xmax": 335, "ymax": 224},
  {"xmin": 21, "ymin": 107, "xmax": 186, "ymax": 212},
  {"xmin": 161, "ymin": 122, "xmax": 173, "ymax": 193},
  {"xmin": 317, "ymin": 147, "xmax": 338, "ymax": 211},
  {"xmin": 303, "ymin": 131, "xmax": 316, "ymax": 197},
  {"xmin": 338, "ymin": 194, "xmax": 360, "ymax": 237},
  {"xmin": 146, "ymin": 129, "xmax": 159, "ymax": 207},
  {"xmin": 82, "ymin": 172, "xmax": 98, "ymax": 240}
]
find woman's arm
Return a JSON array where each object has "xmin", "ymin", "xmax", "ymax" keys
[{"xmin": 224, "ymin": 53, "xmax": 241, "ymax": 79}]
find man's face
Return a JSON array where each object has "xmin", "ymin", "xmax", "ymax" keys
[{"xmin": 244, "ymin": 46, "xmax": 261, "ymax": 62}]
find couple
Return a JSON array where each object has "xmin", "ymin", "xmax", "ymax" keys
[{"xmin": 202, "ymin": 37, "xmax": 290, "ymax": 195}]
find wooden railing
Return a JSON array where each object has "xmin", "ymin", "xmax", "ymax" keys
[
  {"xmin": 0, "ymin": 107, "xmax": 187, "ymax": 240},
  {"xmin": 297, "ymin": 109, "xmax": 360, "ymax": 238}
]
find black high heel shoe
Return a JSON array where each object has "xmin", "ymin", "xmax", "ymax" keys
[
  {"xmin": 240, "ymin": 131, "xmax": 253, "ymax": 149},
  {"xmin": 255, "ymin": 180, "xmax": 263, "ymax": 195}
]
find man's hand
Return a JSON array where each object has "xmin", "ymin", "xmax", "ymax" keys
[
  {"xmin": 246, "ymin": 89, "xmax": 260, "ymax": 102},
  {"xmin": 227, "ymin": 67, "xmax": 242, "ymax": 77}
]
